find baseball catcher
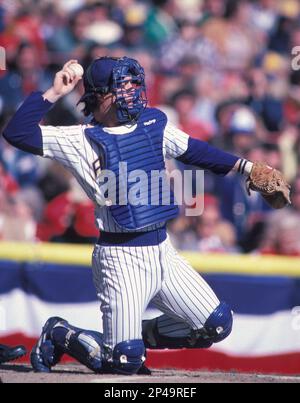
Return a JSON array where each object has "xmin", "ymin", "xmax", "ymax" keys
[{"xmin": 2, "ymin": 57, "xmax": 291, "ymax": 375}]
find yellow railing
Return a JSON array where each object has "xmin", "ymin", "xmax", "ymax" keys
[{"xmin": 0, "ymin": 241, "xmax": 300, "ymax": 277}]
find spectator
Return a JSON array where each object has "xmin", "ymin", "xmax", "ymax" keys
[
  {"xmin": 144, "ymin": 0, "xmax": 177, "ymax": 48},
  {"xmin": 0, "ymin": 145, "xmax": 40, "ymax": 188},
  {"xmin": 37, "ymin": 178, "xmax": 98, "ymax": 244},
  {"xmin": 171, "ymin": 88, "xmax": 214, "ymax": 141},
  {"xmin": 168, "ymin": 215, "xmax": 198, "ymax": 251},
  {"xmin": 0, "ymin": 190, "xmax": 36, "ymax": 241},
  {"xmin": 0, "ymin": 4, "xmax": 47, "ymax": 65},
  {"xmin": 278, "ymin": 125, "xmax": 299, "ymax": 183},
  {"xmin": 159, "ymin": 19, "xmax": 218, "ymax": 73},
  {"xmin": 46, "ymin": 6, "xmax": 94, "ymax": 62},
  {"xmin": 259, "ymin": 209, "xmax": 300, "ymax": 256},
  {"xmin": 0, "ymin": 161, "xmax": 19, "ymax": 194},
  {"xmin": 291, "ymin": 174, "xmax": 300, "ymax": 213},
  {"xmin": 196, "ymin": 194, "xmax": 239, "ymax": 253},
  {"xmin": 202, "ymin": 0, "xmax": 257, "ymax": 70},
  {"xmin": 228, "ymin": 107, "xmax": 258, "ymax": 155},
  {"xmin": 215, "ymin": 144, "xmax": 272, "ymax": 245},
  {"xmin": 0, "ymin": 42, "xmax": 52, "ymax": 114}
]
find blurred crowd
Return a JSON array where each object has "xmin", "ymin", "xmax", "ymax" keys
[{"xmin": 1, "ymin": 0, "xmax": 300, "ymax": 255}]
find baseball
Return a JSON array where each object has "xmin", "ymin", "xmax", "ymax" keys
[{"xmin": 69, "ymin": 63, "xmax": 84, "ymax": 78}]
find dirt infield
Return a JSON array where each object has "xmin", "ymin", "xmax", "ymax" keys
[{"xmin": 0, "ymin": 363, "xmax": 300, "ymax": 383}]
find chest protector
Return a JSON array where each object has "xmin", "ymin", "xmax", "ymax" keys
[{"xmin": 85, "ymin": 108, "xmax": 179, "ymax": 230}]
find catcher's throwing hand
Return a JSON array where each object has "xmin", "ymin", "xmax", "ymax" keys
[
  {"xmin": 246, "ymin": 162, "xmax": 291, "ymax": 209},
  {"xmin": 43, "ymin": 60, "xmax": 83, "ymax": 103}
]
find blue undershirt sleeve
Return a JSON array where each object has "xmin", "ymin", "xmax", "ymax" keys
[
  {"xmin": 2, "ymin": 91, "xmax": 54, "ymax": 156},
  {"xmin": 176, "ymin": 137, "xmax": 239, "ymax": 176}
]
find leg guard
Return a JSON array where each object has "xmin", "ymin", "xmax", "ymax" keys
[
  {"xmin": 51, "ymin": 323, "xmax": 103, "ymax": 373},
  {"xmin": 142, "ymin": 301, "xmax": 233, "ymax": 350},
  {"xmin": 102, "ymin": 339, "xmax": 145, "ymax": 375},
  {"xmin": 142, "ymin": 318, "xmax": 213, "ymax": 349}
]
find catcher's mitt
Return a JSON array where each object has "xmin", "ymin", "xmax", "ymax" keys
[{"xmin": 246, "ymin": 162, "xmax": 291, "ymax": 209}]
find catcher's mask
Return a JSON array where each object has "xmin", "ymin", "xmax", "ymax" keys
[{"xmin": 78, "ymin": 56, "xmax": 147, "ymax": 124}]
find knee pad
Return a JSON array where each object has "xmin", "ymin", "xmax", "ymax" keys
[
  {"xmin": 195, "ymin": 301, "xmax": 233, "ymax": 344},
  {"xmin": 103, "ymin": 339, "xmax": 145, "ymax": 375}
]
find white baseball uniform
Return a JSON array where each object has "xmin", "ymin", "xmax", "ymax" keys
[{"xmin": 40, "ymin": 121, "xmax": 220, "ymax": 349}]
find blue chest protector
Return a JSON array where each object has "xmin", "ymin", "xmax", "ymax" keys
[{"xmin": 85, "ymin": 108, "xmax": 179, "ymax": 231}]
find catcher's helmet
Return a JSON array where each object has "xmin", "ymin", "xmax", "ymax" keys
[{"xmin": 79, "ymin": 56, "xmax": 147, "ymax": 123}]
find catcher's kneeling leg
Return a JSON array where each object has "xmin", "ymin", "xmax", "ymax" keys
[
  {"xmin": 51, "ymin": 321, "xmax": 145, "ymax": 374},
  {"xmin": 44, "ymin": 319, "xmax": 104, "ymax": 372},
  {"xmin": 143, "ymin": 301, "xmax": 233, "ymax": 349},
  {"xmin": 31, "ymin": 317, "xmax": 145, "ymax": 374}
]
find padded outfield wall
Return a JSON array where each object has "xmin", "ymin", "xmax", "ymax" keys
[{"xmin": 0, "ymin": 242, "xmax": 300, "ymax": 375}]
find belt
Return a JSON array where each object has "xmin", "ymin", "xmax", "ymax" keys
[{"xmin": 97, "ymin": 228, "xmax": 167, "ymax": 247}]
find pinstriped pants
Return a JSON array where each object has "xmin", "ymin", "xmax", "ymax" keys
[{"xmin": 92, "ymin": 236, "xmax": 220, "ymax": 349}]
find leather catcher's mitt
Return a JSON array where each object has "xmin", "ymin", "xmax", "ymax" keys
[{"xmin": 246, "ymin": 162, "xmax": 291, "ymax": 209}]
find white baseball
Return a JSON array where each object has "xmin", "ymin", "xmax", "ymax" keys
[{"xmin": 69, "ymin": 63, "xmax": 84, "ymax": 78}]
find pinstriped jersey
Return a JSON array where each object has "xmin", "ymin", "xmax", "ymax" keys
[{"xmin": 40, "ymin": 115, "xmax": 189, "ymax": 233}]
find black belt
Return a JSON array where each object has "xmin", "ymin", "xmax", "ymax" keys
[{"xmin": 97, "ymin": 228, "xmax": 167, "ymax": 247}]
